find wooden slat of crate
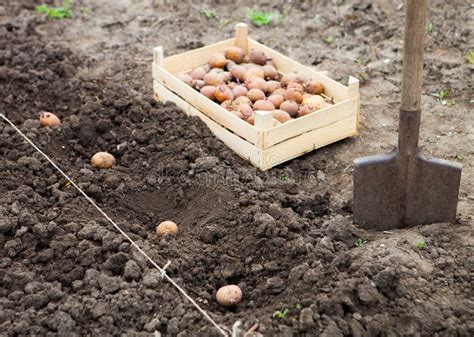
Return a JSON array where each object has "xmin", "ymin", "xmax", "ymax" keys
[
  {"xmin": 247, "ymin": 38, "xmax": 349, "ymax": 102},
  {"xmin": 260, "ymin": 116, "xmax": 358, "ymax": 170},
  {"xmin": 153, "ymin": 62, "xmax": 259, "ymax": 146},
  {"xmin": 154, "ymin": 81, "xmax": 261, "ymax": 166},
  {"xmin": 162, "ymin": 38, "xmax": 235, "ymax": 74},
  {"xmin": 262, "ymin": 97, "xmax": 358, "ymax": 148}
]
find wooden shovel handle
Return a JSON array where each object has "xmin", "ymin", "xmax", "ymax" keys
[{"xmin": 400, "ymin": 0, "xmax": 428, "ymax": 112}]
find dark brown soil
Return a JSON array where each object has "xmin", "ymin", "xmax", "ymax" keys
[{"xmin": 0, "ymin": 1, "xmax": 472, "ymax": 336}]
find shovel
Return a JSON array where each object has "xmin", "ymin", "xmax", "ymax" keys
[{"xmin": 353, "ymin": 0, "xmax": 462, "ymax": 230}]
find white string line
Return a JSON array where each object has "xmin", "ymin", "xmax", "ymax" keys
[{"xmin": 0, "ymin": 113, "xmax": 229, "ymax": 337}]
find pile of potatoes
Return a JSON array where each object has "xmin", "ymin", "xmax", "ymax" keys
[{"xmin": 178, "ymin": 47, "xmax": 333, "ymax": 125}]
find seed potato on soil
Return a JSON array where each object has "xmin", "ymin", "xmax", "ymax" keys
[
  {"xmin": 216, "ymin": 285, "xmax": 243, "ymax": 307},
  {"xmin": 156, "ymin": 221, "xmax": 178, "ymax": 237},
  {"xmin": 91, "ymin": 152, "xmax": 116, "ymax": 169},
  {"xmin": 39, "ymin": 112, "xmax": 61, "ymax": 127},
  {"xmin": 0, "ymin": 1, "xmax": 472, "ymax": 337}
]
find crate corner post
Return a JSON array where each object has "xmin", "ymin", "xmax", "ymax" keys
[
  {"xmin": 254, "ymin": 110, "xmax": 272, "ymax": 147},
  {"xmin": 254, "ymin": 110, "xmax": 273, "ymax": 130},
  {"xmin": 153, "ymin": 46, "xmax": 164, "ymax": 101},
  {"xmin": 347, "ymin": 76, "xmax": 360, "ymax": 133},
  {"xmin": 153, "ymin": 46, "xmax": 164, "ymax": 66},
  {"xmin": 235, "ymin": 22, "xmax": 249, "ymax": 53},
  {"xmin": 253, "ymin": 110, "xmax": 272, "ymax": 170},
  {"xmin": 347, "ymin": 76, "xmax": 360, "ymax": 98}
]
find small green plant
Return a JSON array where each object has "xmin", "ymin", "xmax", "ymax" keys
[
  {"xmin": 80, "ymin": 7, "xmax": 90, "ymax": 14},
  {"xmin": 273, "ymin": 308, "xmax": 289, "ymax": 319},
  {"xmin": 295, "ymin": 303, "xmax": 302, "ymax": 310},
  {"xmin": 454, "ymin": 154, "xmax": 464, "ymax": 161},
  {"xmin": 35, "ymin": 0, "xmax": 73, "ymax": 19},
  {"xmin": 201, "ymin": 10, "xmax": 218, "ymax": 19},
  {"xmin": 323, "ymin": 36, "xmax": 334, "ymax": 44},
  {"xmin": 355, "ymin": 238, "xmax": 367, "ymax": 247},
  {"xmin": 246, "ymin": 9, "xmax": 282, "ymax": 27},
  {"xmin": 465, "ymin": 50, "xmax": 474, "ymax": 64},
  {"xmin": 426, "ymin": 21, "xmax": 434, "ymax": 34},
  {"xmin": 432, "ymin": 89, "xmax": 455, "ymax": 106},
  {"xmin": 280, "ymin": 174, "xmax": 289, "ymax": 181},
  {"xmin": 356, "ymin": 57, "xmax": 365, "ymax": 65},
  {"xmin": 416, "ymin": 240, "xmax": 427, "ymax": 250},
  {"xmin": 432, "ymin": 89, "xmax": 448, "ymax": 101}
]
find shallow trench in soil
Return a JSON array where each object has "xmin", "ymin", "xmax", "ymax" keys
[{"xmin": 0, "ymin": 1, "xmax": 473, "ymax": 336}]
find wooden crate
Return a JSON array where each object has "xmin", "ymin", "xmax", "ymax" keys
[{"xmin": 152, "ymin": 23, "xmax": 360, "ymax": 170}]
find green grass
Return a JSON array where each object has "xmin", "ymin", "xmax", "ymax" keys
[
  {"xmin": 465, "ymin": 50, "xmax": 474, "ymax": 64},
  {"xmin": 246, "ymin": 9, "xmax": 282, "ymax": 27},
  {"xmin": 432, "ymin": 89, "xmax": 455, "ymax": 106},
  {"xmin": 273, "ymin": 308, "xmax": 289, "ymax": 319},
  {"xmin": 280, "ymin": 174, "xmax": 289, "ymax": 181},
  {"xmin": 201, "ymin": 10, "xmax": 218, "ymax": 19},
  {"xmin": 426, "ymin": 21, "xmax": 434, "ymax": 34},
  {"xmin": 355, "ymin": 238, "xmax": 367, "ymax": 247},
  {"xmin": 323, "ymin": 36, "xmax": 334, "ymax": 45},
  {"xmin": 35, "ymin": 4, "xmax": 72, "ymax": 19},
  {"xmin": 35, "ymin": 0, "xmax": 89, "ymax": 19},
  {"xmin": 35, "ymin": 0, "xmax": 74, "ymax": 19},
  {"xmin": 416, "ymin": 240, "xmax": 427, "ymax": 250}
]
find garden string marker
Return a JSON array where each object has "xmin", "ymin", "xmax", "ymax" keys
[{"xmin": 0, "ymin": 113, "xmax": 229, "ymax": 337}]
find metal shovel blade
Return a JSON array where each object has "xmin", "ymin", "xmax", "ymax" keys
[
  {"xmin": 353, "ymin": 150, "xmax": 462, "ymax": 230},
  {"xmin": 353, "ymin": 0, "xmax": 462, "ymax": 230}
]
